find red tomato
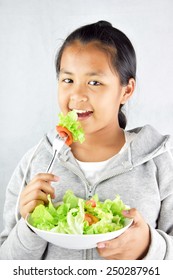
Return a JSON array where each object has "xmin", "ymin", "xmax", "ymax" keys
[
  {"xmin": 84, "ymin": 213, "xmax": 99, "ymax": 225},
  {"xmin": 56, "ymin": 126, "xmax": 73, "ymax": 146},
  {"xmin": 85, "ymin": 199, "xmax": 96, "ymax": 207}
]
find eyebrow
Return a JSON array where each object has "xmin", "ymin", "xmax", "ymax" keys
[
  {"xmin": 59, "ymin": 68, "xmax": 106, "ymax": 76},
  {"xmin": 59, "ymin": 69, "xmax": 73, "ymax": 75}
]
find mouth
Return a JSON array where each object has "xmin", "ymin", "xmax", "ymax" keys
[{"xmin": 71, "ymin": 109, "xmax": 93, "ymax": 120}]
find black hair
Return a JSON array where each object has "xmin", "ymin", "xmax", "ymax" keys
[{"xmin": 55, "ymin": 20, "xmax": 136, "ymax": 129}]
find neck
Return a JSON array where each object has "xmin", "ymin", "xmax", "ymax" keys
[{"xmin": 71, "ymin": 125, "xmax": 125, "ymax": 162}]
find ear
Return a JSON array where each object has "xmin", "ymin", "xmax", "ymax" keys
[{"xmin": 120, "ymin": 78, "xmax": 136, "ymax": 104}]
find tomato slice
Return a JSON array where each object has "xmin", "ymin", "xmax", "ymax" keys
[
  {"xmin": 56, "ymin": 126, "xmax": 73, "ymax": 146},
  {"xmin": 84, "ymin": 213, "xmax": 99, "ymax": 225},
  {"xmin": 86, "ymin": 199, "xmax": 96, "ymax": 207}
]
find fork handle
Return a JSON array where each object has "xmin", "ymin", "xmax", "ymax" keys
[{"xmin": 46, "ymin": 150, "xmax": 57, "ymax": 173}]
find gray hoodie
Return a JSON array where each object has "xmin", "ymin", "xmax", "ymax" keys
[{"xmin": 0, "ymin": 125, "xmax": 173, "ymax": 260}]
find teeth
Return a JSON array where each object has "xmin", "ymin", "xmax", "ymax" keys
[{"xmin": 73, "ymin": 109, "xmax": 88, "ymax": 113}]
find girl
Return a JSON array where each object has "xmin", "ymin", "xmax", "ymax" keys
[{"xmin": 0, "ymin": 20, "xmax": 173, "ymax": 260}]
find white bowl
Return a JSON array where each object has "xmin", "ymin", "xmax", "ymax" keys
[{"xmin": 26, "ymin": 217, "xmax": 133, "ymax": 250}]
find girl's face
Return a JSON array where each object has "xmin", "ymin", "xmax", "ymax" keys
[{"xmin": 58, "ymin": 41, "xmax": 131, "ymax": 136}]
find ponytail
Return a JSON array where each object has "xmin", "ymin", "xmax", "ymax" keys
[{"xmin": 118, "ymin": 105, "xmax": 127, "ymax": 129}]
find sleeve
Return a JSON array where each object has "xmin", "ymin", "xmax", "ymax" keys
[
  {"xmin": 143, "ymin": 149, "xmax": 173, "ymax": 260},
  {"xmin": 0, "ymin": 148, "xmax": 47, "ymax": 260}
]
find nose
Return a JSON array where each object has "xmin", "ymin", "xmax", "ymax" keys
[
  {"xmin": 70, "ymin": 84, "xmax": 88, "ymax": 103},
  {"xmin": 70, "ymin": 95, "xmax": 88, "ymax": 102}
]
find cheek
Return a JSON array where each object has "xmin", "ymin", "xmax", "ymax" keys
[
  {"xmin": 58, "ymin": 89, "xmax": 68, "ymax": 109},
  {"xmin": 94, "ymin": 96, "xmax": 118, "ymax": 112},
  {"xmin": 58, "ymin": 93, "xmax": 63, "ymax": 106}
]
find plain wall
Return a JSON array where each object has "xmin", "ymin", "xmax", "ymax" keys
[{"xmin": 0, "ymin": 0, "xmax": 173, "ymax": 232}]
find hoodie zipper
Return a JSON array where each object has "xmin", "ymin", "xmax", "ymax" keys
[
  {"xmin": 86, "ymin": 166, "xmax": 134, "ymax": 260},
  {"xmin": 59, "ymin": 159, "xmax": 133, "ymax": 197},
  {"xmin": 59, "ymin": 159, "xmax": 93, "ymax": 198},
  {"xmin": 60, "ymin": 160, "xmax": 95, "ymax": 260}
]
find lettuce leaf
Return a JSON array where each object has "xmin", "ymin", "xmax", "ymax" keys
[
  {"xmin": 28, "ymin": 190, "xmax": 129, "ymax": 235},
  {"xmin": 63, "ymin": 189, "xmax": 79, "ymax": 209},
  {"xmin": 58, "ymin": 111, "xmax": 85, "ymax": 143},
  {"xmin": 66, "ymin": 198, "xmax": 85, "ymax": 234}
]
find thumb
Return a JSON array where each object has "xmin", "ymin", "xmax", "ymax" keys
[{"xmin": 122, "ymin": 208, "xmax": 140, "ymax": 224}]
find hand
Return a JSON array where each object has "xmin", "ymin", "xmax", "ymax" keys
[
  {"xmin": 19, "ymin": 173, "xmax": 59, "ymax": 219},
  {"xmin": 97, "ymin": 208, "xmax": 150, "ymax": 260}
]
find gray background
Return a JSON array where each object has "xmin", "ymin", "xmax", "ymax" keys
[{"xmin": 0, "ymin": 0, "xmax": 173, "ymax": 232}]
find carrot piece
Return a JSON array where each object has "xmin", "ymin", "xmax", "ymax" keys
[{"xmin": 56, "ymin": 126, "xmax": 73, "ymax": 146}]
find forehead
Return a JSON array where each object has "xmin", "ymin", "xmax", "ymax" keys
[
  {"xmin": 62, "ymin": 41, "xmax": 108, "ymax": 59},
  {"xmin": 60, "ymin": 40, "xmax": 116, "ymax": 74}
]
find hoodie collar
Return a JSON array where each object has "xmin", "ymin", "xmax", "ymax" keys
[
  {"xmin": 45, "ymin": 125, "xmax": 173, "ymax": 168},
  {"xmin": 129, "ymin": 125, "xmax": 173, "ymax": 167}
]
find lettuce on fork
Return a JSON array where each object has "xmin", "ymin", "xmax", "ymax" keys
[
  {"xmin": 57, "ymin": 111, "xmax": 85, "ymax": 144},
  {"xmin": 28, "ymin": 190, "xmax": 130, "ymax": 235}
]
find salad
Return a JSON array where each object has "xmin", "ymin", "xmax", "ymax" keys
[
  {"xmin": 28, "ymin": 190, "xmax": 130, "ymax": 235},
  {"xmin": 56, "ymin": 111, "xmax": 85, "ymax": 145}
]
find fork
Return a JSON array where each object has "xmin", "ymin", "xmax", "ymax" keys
[{"xmin": 46, "ymin": 134, "xmax": 67, "ymax": 173}]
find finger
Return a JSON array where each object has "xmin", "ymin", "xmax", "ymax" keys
[
  {"xmin": 22, "ymin": 180, "xmax": 56, "ymax": 198},
  {"xmin": 97, "ymin": 233, "xmax": 121, "ymax": 247},
  {"xmin": 97, "ymin": 238, "xmax": 118, "ymax": 258},
  {"xmin": 97, "ymin": 234, "xmax": 129, "ymax": 259},
  {"xmin": 97, "ymin": 223, "xmax": 132, "ymax": 258},
  {"xmin": 20, "ymin": 189, "xmax": 50, "ymax": 207},
  {"xmin": 23, "ymin": 172, "xmax": 59, "ymax": 196},
  {"xmin": 31, "ymin": 173, "xmax": 60, "ymax": 184},
  {"xmin": 122, "ymin": 208, "xmax": 141, "ymax": 224},
  {"xmin": 21, "ymin": 200, "xmax": 44, "ymax": 219}
]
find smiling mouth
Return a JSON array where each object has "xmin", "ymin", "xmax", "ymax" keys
[{"xmin": 72, "ymin": 109, "xmax": 93, "ymax": 119}]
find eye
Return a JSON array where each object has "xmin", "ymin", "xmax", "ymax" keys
[
  {"xmin": 89, "ymin": 81, "xmax": 101, "ymax": 86},
  {"xmin": 63, "ymin": 78, "xmax": 73, "ymax": 84}
]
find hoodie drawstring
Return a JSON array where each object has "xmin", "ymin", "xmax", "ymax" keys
[{"xmin": 15, "ymin": 137, "xmax": 45, "ymax": 222}]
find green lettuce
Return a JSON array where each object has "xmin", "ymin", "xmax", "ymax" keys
[
  {"xmin": 28, "ymin": 190, "xmax": 129, "ymax": 235},
  {"xmin": 83, "ymin": 195, "xmax": 128, "ymax": 234},
  {"xmin": 27, "ymin": 196, "xmax": 58, "ymax": 231},
  {"xmin": 58, "ymin": 111, "xmax": 85, "ymax": 143}
]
